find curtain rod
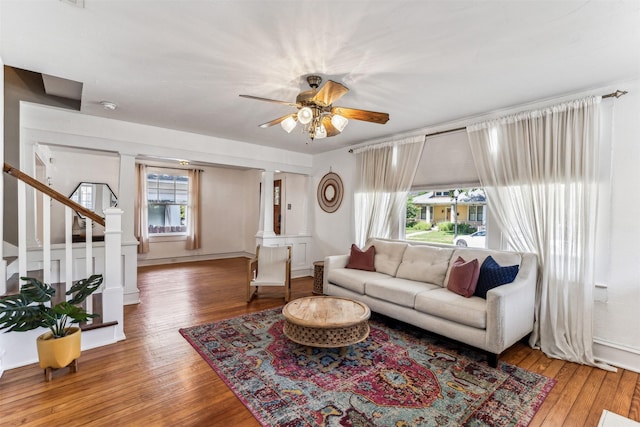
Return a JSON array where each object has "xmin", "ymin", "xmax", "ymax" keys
[
  {"xmin": 142, "ymin": 164, "xmax": 204, "ymax": 173},
  {"xmin": 348, "ymin": 89, "xmax": 628, "ymax": 153}
]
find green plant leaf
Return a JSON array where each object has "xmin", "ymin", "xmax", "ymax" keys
[
  {"xmin": 53, "ymin": 301, "xmax": 97, "ymax": 323},
  {"xmin": 19, "ymin": 277, "xmax": 55, "ymax": 303},
  {"xmin": 67, "ymin": 274, "xmax": 103, "ymax": 305},
  {"xmin": 0, "ymin": 275, "xmax": 102, "ymax": 336},
  {"xmin": 0, "ymin": 294, "xmax": 48, "ymax": 332}
]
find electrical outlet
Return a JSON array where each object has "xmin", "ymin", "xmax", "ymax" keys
[{"xmin": 287, "ymin": 204, "xmax": 292, "ymax": 210}]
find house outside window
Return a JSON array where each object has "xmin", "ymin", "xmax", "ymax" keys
[
  {"xmin": 406, "ymin": 188, "xmax": 487, "ymax": 245},
  {"xmin": 147, "ymin": 172, "xmax": 189, "ymax": 234}
]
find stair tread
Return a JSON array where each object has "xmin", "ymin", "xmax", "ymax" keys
[
  {"xmin": 81, "ymin": 320, "xmax": 118, "ymax": 332},
  {"xmin": 4, "ymin": 270, "xmax": 44, "ymax": 296}
]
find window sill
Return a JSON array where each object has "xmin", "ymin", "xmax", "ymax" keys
[{"xmin": 149, "ymin": 234, "xmax": 188, "ymax": 243}]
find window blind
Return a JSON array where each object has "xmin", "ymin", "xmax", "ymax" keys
[{"xmin": 411, "ymin": 129, "xmax": 480, "ymax": 190}]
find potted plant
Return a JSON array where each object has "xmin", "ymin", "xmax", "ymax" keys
[{"xmin": 0, "ymin": 274, "xmax": 103, "ymax": 378}]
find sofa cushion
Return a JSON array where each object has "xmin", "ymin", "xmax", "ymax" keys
[
  {"xmin": 446, "ymin": 256, "xmax": 480, "ymax": 298},
  {"xmin": 366, "ymin": 239, "xmax": 408, "ymax": 276},
  {"xmin": 396, "ymin": 245, "xmax": 454, "ymax": 286},
  {"xmin": 327, "ymin": 268, "xmax": 391, "ymax": 294},
  {"xmin": 346, "ymin": 244, "xmax": 376, "ymax": 271},
  {"xmin": 443, "ymin": 249, "xmax": 522, "ymax": 286},
  {"xmin": 414, "ymin": 288, "xmax": 487, "ymax": 329},
  {"xmin": 474, "ymin": 255, "xmax": 520, "ymax": 298},
  {"xmin": 365, "ymin": 277, "xmax": 440, "ymax": 308}
]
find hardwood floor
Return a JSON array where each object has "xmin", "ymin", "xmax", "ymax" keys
[{"xmin": 1, "ymin": 257, "xmax": 638, "ymax": 426}]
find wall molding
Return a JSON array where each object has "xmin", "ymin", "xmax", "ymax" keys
[
  {"xmin": 137, "ymin": 251, "xmax": 251, "ymax": 267},
  {"xmin": 594, "ymin": 338, "xmax": 640, "ymax": 374}
]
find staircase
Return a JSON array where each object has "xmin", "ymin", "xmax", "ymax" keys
[
  {"xmin": 3, "ymin": 262, "xmax": 115, "ymax": 331},
  {"xmin": 1, "ymin": 163, "xmax": 125, "ymax": 375}
]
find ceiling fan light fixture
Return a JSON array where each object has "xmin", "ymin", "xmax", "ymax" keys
[
  {"xmin": 298, "ymin": 107, "xmax": 313, "ymax": 124},
  {"xmin": 331, "ymin": 114, "xmax": 348, "ymax": 132},
  {"xmin": 281, "ymin": 116, "xmax": 297, "ymax": 133},
  {"xmin": 314, "ymin": 123, "xmax": 327, "ymax": 139}
]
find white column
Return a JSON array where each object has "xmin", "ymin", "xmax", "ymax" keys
[
  {"xmin": 117, "ymin": 154, "xmax": 136, "ymax": 241},
  {"xmin": 103, "ymin": 208, "xmax": 125, "ymax": 340},
  {"xmin": 256, "ymin": 170, "xmax": 276, "ymax": 238},
  {"xmin": 117, "ymin": 153, "xmax": 140, "ymax": 304}
]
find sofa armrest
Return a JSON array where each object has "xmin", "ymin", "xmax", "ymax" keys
[
  {"xmin": 484, "ymin": 252, "xmax": 537, "ymax": 354},
  {"xmin": 323, "ymin": 254, "xmax": 350, "ymax": 293}
]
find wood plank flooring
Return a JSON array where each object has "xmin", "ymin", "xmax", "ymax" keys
[{"xmin": 0, "ymin": 257, "xmax": 638, "ymax": 426}]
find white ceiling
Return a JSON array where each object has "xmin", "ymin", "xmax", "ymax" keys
[{"xmin": 1, "ymin": 1, "xmax": 639, "ymax": 155}]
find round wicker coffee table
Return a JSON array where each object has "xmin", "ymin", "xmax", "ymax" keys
[{"xmin": 282, "ymin": 296, "xmax": 371, "ymax": 348}]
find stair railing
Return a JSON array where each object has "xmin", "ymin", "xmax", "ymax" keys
[{"xmin": 3, "ymin": 162, "xmax": 123, "ymax": 331}]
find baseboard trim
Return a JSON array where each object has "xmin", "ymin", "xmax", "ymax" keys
[
  {"xmin": 291, "ymin": 268, "xmax": 312, "ymax": 279},
  {"xmin": 137, "ymin": 252, "xmax": 252, "ymax": 267},
  {"xmin": 124, "ymin": 291, "xmax": 141, "ymax": 305},
  {"xmin": 138, "ymin": 253, "xmax": 313, "ymax": 279},
  {"xmin": 594, "ymin": 338, "xmax": 640, "ymax": 374}
]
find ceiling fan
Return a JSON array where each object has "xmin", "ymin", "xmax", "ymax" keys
[{"xmin": 239, "ymin": 75, "xmax": 389, "ymax": 141}]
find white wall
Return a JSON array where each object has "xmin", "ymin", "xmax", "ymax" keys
[
  {"xmin": 277, "ymin": 172, "xmax": 309, "ymax": 236},
  {"xmin": 46, "ymin": 147, "xmax": 120, "ymax": 244},
  {"xmin": 243, "ymin": 169, "xmax": 262, "ymax": 252},
  {"xmin": 593, "ymin": 79, "xmax": 640, "ymax": 370},
  {"xmin": 310, "ymin": 149, "xmax": 357, "ymax": 263}
]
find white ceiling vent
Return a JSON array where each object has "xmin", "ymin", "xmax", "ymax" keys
[{"xmin": 59, "ymin": 0, "xmax": 85, "ymax": 8}]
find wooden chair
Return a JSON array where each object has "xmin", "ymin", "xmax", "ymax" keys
[{"xmin": 247, "ymin": 245, "xmax": 291, "ymax": 303}]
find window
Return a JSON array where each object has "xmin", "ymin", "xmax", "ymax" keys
[
  {"xmin": 405, "ymin": 188, "xmax": 487, "ymax": 245},
  {"xmin": 71, "ymin": 183, "xmax": 95, "ymax": 210},
  {"xmin": 468, "ymin": 205, "xmax": 484, "ymax": 222},
  {"xmin": 147, "ymin": 172, "xmax": 189, "ymax": 234}
]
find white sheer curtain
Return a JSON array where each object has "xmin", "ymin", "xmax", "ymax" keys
[
  {"xmin": 467, "ymin": 96, "xmax": 611, "ymax": 369},
  {"xmin": 185, "ymin": 169, "xmax": 202, "ymax": 250},
  {"xmin": 353, "ymin": 136, "xmax": 425, "ymax": 247},
  {"xmin": 134, "ymin": 163, "xmax": 149, "ymax": 254}
]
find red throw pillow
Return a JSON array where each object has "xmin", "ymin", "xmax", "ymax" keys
[
  {"xmin": 446, "ymin": 256, "xmax": 480, "ymax": 298},
  {"xmin": 346, "ymin": 244, "xmax": 376, "ymax": 271}
]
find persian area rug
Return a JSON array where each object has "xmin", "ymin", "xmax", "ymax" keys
[{"xmin": 180, "ymin": 308, "xmax": 555, "ymax": 427}]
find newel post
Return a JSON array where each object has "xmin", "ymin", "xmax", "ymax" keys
[{"xmin": 103, "ymin": 207, "xmax": 126, "ymax": 340}]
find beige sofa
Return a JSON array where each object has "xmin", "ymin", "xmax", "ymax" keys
[{"xmin": 323, "ymin": 238, "xmax": 538, "ymax": 366}]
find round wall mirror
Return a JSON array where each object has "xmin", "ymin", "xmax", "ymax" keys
[
  {"xmin": 317, "ymin": 172, "xmax": 343, "ymax": 213},
  {"xmin": 324, "ymin": 184, "xmax": 336, "ymax": 202}
]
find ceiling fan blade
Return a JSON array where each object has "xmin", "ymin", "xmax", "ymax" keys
[
  {"xmin": 312, "ymin": 80, "xmax": 349, "ymax": 106},
  {"xmin": 239, "ymin": 94, "xmax": 298, "ymax": 107},
  {"xmin": 332, "ymin": 106, "xmax": 389, "ymax": 124},
  {"xmin": 321, "ymin": 116, "xmax": 341, "ymax": 137},
  {"xmin": 259, "ymin": 114, "xmax": 296, "ymax": 128}
]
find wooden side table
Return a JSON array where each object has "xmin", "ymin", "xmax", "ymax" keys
[{"xmin": 313, "ymin": 261, "xmax": 324, "ymax": 295}]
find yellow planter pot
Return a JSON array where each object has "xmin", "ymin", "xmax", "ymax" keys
[{"xmin": 36, "ymin": 327, "xmax": 82, "ymax": 369}]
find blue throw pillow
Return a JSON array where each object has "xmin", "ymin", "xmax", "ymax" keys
[{"xmin": 474, "ymin": 256, "xmax": 519, "ymax": 299}]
